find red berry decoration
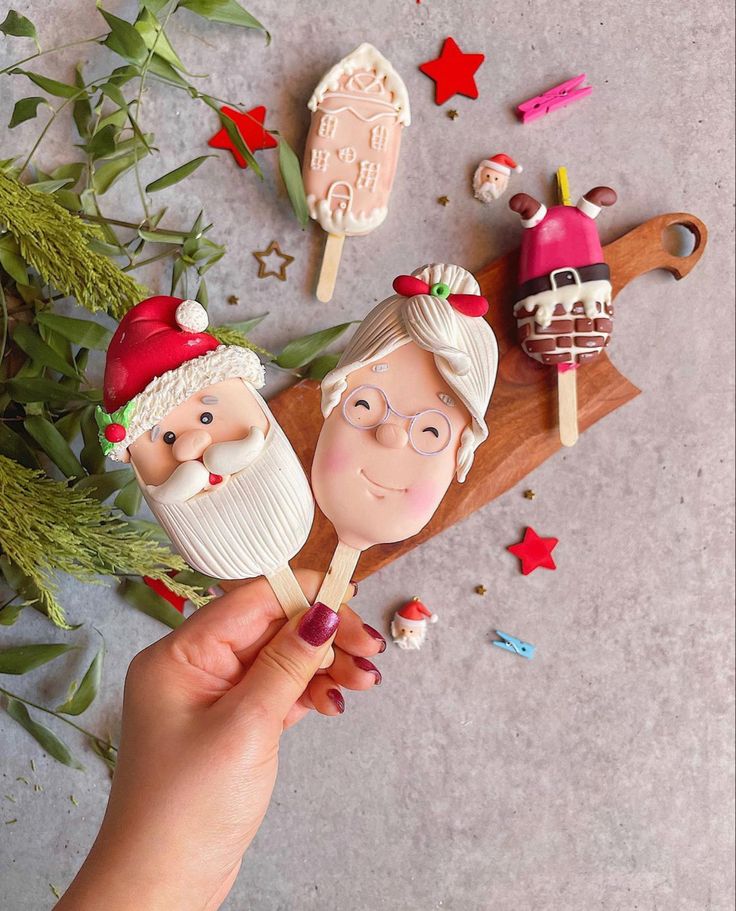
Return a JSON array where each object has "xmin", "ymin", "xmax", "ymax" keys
[{"xmin": 104, "ymin": 423, "xmax": 126, "ymax": 443}]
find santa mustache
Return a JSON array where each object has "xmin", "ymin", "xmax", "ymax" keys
[{"xmin": 145, "ymin": 427, "xmax": 266, "ymax": 504}]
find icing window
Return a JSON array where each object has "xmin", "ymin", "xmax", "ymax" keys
[
  {"xmin": 310, "ymin": 149, "xmax": 330, "ymax": 172},
  {"xmin": 345, "ymin": 71, "xmax": 383, "ymax": 95},
  {"xmin": 338, "ymin": 146, "xmax": 357, "ymax": 163},
  {"xmin": 370, "ymin": 124, "xmax": 388, "ymax": 152},
  {"xmin": 318, "ymin": 114, "xmax": 337, "ymax": 139},
  {"xmin": 357, "ymin": 160, "xmax": 380, "ymax": 192}
]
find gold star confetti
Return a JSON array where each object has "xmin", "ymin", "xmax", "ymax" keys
[
  {"xmin": 474, "ymin": 584, "xmax": 487, "ymax": 596},
  {"xmin": 447, "ymin": 109, "xmax": 459, "ymax": 120},
  {"xmin": 437, "ymin": 195, "xmax": 450, "ymax": 206},
  {"xmin": 523, "ymin": 489, "xmax": 536, "ymax": 500},
  {"xmin": 227, "ymin": 294, "xmax": 239, "ymax": 305},
  {"xmin": 252, "ymin": 240, "xmax": 294, "ymax": 281}
]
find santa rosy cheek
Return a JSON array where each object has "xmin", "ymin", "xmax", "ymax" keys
[{"xmin": 405, "ymin": 481, "xmax": 442, "ymax": 516}]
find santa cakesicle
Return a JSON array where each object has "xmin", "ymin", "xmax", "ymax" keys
[
  {"xmin": 310, "ymin": 263, "xmax": 498, "ymax": 664},
  {"xmin": 509, "ymin": 186, "xmax": 617, "ymax": 447},
  {"xmin": 303, "ymin": 43, "xmax": 410, "ymax": 302},
  {"xmin": 96, "ymin": 296, "xmax": 314, "ymax": 619}
]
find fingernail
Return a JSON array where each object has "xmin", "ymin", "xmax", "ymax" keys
[
  {"xmin": 354, "ymin": 656, "xmax": 382, "ymax": 685},
  {"xmin": 327, "ymin": 688, "xmax": 345, "ymax": 714},
  {"xmin": 349, "ymin": 579, "xmax": 359, "ymax": 596},
  {"xmin": 298, "ymin": 602, "xmax": 340, "ymax": 647},
  {"xmin": 362, "ymin": 624, "xmax": 386, "ymax": 653}
]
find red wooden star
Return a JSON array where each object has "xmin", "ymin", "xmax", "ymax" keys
[
  {"xmin": 208, "ymin": 105, "xmax": 278, "ymax": 169},
  {"xmin": 507, "ymin": 527, "xmax": 559, "ymax": 575},
  {"xmin": 419, "ymin": 37, "xmax": 485, "ymax": 105}
]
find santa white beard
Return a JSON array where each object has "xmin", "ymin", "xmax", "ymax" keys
[
  {"xmin": 391, "ymin": 619, "xmax": 427, "ymax": 650},
  {"xmin": 473, "ymin": 177, "xmax": 505, "ymax": 203},
  {"xmin": 142, "ymin": 422, "xmax": 314, "ymax": 580}
]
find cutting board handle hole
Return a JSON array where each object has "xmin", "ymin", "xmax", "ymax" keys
[{"xmin": 661, "ymin": 222, "xmax": 699, "ymax": 258}]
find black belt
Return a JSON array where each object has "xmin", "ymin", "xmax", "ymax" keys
[{"xmin": 514, "ymin": 263, "xmax": 610, "ymax": 303}]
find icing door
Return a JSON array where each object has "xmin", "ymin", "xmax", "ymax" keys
[{"xmin": 327, "ymin": 181, "xmax": 354, "ymax": 214}]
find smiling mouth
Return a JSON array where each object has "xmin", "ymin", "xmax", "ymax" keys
[{"xmin": 359, "ymin": 469, "xmax": 407, "ymax": 495}]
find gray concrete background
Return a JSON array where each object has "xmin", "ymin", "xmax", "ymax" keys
[{"xmin": 1, "ymin": 1, "xmax": 734, "ymax": 909}]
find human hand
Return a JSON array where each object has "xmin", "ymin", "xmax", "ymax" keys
[{"xmin": 57, "ymin": 571, "xmax": 385, "ymax": 911}]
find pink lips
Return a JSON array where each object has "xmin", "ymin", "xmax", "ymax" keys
[{"xmin": 208, "ymin": 473, "xmax": 223, "ymax": 486}]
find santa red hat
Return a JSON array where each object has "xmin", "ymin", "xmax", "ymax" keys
[
  {"xmin": 396, "ymin": 597, "xmax": 438, "ymax": 629},
  {"xmin": 479, "ymin": 153, "xmax": 523, "ymax": 176},
  {"xmin": 97, "ymin": 296, "xmax": 264, "ymax": 460}
]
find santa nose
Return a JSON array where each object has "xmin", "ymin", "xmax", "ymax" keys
[
  {"xmin": 172, "ymin": 429, "xmax": 212, "ymax": 463},
  {"xmin": 375, "ymin": 422, "xmax": 409, "ymax": 449}
]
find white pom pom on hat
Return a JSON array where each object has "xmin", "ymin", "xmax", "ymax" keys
[{"xmin": 175, "ymin": 299, "xmax": 209, "ymax": 334}]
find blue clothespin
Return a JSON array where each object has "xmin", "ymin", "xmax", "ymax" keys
[{"xmin": 493, "ymin": 631, "xmax": 535, "ymax": 659}]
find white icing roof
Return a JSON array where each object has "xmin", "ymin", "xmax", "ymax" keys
[{"xmin": 307, "ymin": 43, "xmax": 411, "ymax": 126}]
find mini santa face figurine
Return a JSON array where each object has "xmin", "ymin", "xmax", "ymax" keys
[
  {"xmin": 391, "ymin": 597, "xmax": 438, "ymax": 650},
  {"xmin": 312, "ymin": 263, "xmax": 499, "ymax": 552},
  {"xmin": 472, "ymin": 154, "xmax": 522, "ymax": 203},
  {"xmin": 97, "ymin": 296, "xmax": 314, "ymax": 581}
]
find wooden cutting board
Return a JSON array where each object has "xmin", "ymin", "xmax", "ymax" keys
[{"xmin": 271, "ymin": 211, "xmax": 708, "ymax": 580}]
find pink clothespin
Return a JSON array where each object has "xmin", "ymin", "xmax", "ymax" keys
[{"xmin": 517, "ymin": 74, "xmax": 592, "ymax": 124}]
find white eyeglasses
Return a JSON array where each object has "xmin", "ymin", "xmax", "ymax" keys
[{"xmin": 342, "ymin": 385, "xmax": 452, "ymax": 456}]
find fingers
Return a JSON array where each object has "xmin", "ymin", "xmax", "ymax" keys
[
  {"xmin": 304, "ymin": 677, "xmax": 346, "ymax": 716},
  {"xmin": 333, "ymin": 603, "xmax": 386, "ymax": 657},
  {"xmin": 326, "ymin": 647, "xmax": 382, "ymax": 691},
  {"xmin": 223, "ymin": 602, "xmax": 341, "ymax": 727}
]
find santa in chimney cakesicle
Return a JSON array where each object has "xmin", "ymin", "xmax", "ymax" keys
[
  {"xmin": 509, "ymin": 185, "xmax": 617, "ymax": 447},
  {"xmin": 303, "ymin": 43, "xmax": 410, "ymax": 302}
]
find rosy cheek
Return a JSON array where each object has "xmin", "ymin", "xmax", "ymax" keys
[
  {"xmin": 322, "ymin": 445, "xmax": 353, "ymax": 475},
  {"xmin": 405, "ymin": 480, "xmax": 442, "ymax": 516}
]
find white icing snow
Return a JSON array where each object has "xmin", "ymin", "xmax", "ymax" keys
[
  {"xmin": 513, "ymin": 279, "xmax": 612, "ymax": 329},
  {"xmin": 307, "ymin": 194, "xmax": 388, "ymax": 236}
]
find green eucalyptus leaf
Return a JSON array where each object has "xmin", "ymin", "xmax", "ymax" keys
[
  {"xmin": 95, "ymin": 106, "xmax": 128, "ymax": 133},
  {"xmin": 98, "ymin": 80, "xmax": 128, "ymax": 109},
  {"xmin": 0, "ymin": 423, "xmax": 40, "ymax": 469},
  {"xmin": 145, "ymin": 155, "xmax": 213, "ymax": 193},
  {"xmin": 72, "ymin": 65, "xmax": 92, "ymax": 139},
  {"xmin": 56, "ymin": 647, "xmax": 103, "ymax": 715},
  {"xmin": 50, "ymin": 162, "xmax": 86, "ymax": 184},
  {"xmin": 10, "ymin": 68, "xmax": 78, "ymax": 98},
  {"xmin": 137, "ymin": 227, "xmax": 188, "ymax": 245},
  {"xmin": 0, "ymin": 643, "xmax": 74, "ymax": 675},
  {"xmin": 54, "ymin": 408, "xmax": 84, "ymax": 442},
  {"xmin": 0, "ymin": 603, "xmax": 24, "ymax": 626},
  {"xmin": 177, "ymin": 0, "xmax": 270, "ymax": 41},
  {"xmin": 9, "ymin": 96, "xmax": 48, "ymax": 129},
  {"xmin": 0, "ymin": 10, "xmax": 38, "ymax": 42},
  {"xmin": 275, "ymin": 322, "xmax": 355, "ymax": 370},
  {"xmin": 114, "ymin": 477, "xmax": 142, "ymax": 515},
  {"xmin": 93, "ymin": 150, "xmax": 144, "ymax": 194},
  {"xmin": 75, "ymin": 468, "xmax": 133, "ymax": 501},
  {"xmin": 36, "ymin": 312, "xmax": 112, "ymax": 350},
  {"xmin": 26, "ymin": 177, "xmax": 75, "ymax": 194},
  {"xmin": 307, "ymin": 353, "xmax": 341, "ymax": 380},
  {"xmin": 98, "ymin": 5, "xmax": 148, "ymax": 65},
  {"xmin": 146, "ymin": 53, "xmax": 190, "ymax": 87},
  {"xmin": 12, "ymin": 323, "xmax": 80, "ymax": 378},
  {"xmin": 23, "ymin": 416, "xmax": 85, "ymax": 477},
  {"xmin": 7, "ymin": 377, "xmax": 100, "ymax": 405},
  {"xmin": 80, "ymin": 405, "xmax": 107, "ymax": 474},
  {"xmin": 226, "ymin": 313, "xmax": 268, "ymax": 334},
  {"xmin": 0, "ymin": 234, "xmax": 28, "ymax": 285},
  {"xmin": 277, "ymin": 135, "xmax": 309, "ymax": 228},
  {"xmin": 4, "ymin": 698, "xmax": 85, "ymax": 770},
  {"xmin": 83, "ymin": 123, "xmax": 118, "ymax": 160},
  {"xmin": 121, "ymin": 579, "xmax": 185, "ymax": 629},
  {"xmin": 134, "ymin": 7, "xmax": 186, "ymax": 72},
  {"xmin": 0, "ymin": 556, "xmax": 42, "ymax": 610}
]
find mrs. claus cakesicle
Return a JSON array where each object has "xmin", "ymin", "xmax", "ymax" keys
[
  {"xmin": 96, "ymin": 296, "xmax": 314, "ymax": 616},
  {"xmin": 310, "ymin": 263, "xmax": 499, "ymax": 617}
]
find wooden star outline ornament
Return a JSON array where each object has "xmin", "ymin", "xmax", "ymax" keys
[
  {"xmin": 419, "ymin": 37, "xmax": 485, "ymax": 105},
  {"xmin": 507, "ymin": 527, "xmax": 558, "ymax": 575},
  {"xmin": 253, "ymin": 241, "xmax": 294, "ymax": 281},
  {"xmin": 208, "ymin": 105, "xmax": 278, "ymax": 169}
]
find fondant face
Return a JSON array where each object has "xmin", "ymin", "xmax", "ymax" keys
[
  {"xmin": 311, "ymin": 343, "xmax": 470, "ymax": 551},
  {"xmin": 128, "ymin": 378, "xmax": 269, "ymax": 491},
  {"xmin": 474, "ymin": 166, "xmax": 508, "ymax": 202}
]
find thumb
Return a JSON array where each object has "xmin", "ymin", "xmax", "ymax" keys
[{"xmin": 235, "ymin": 602, "xmax": 340, "ymax": 724}]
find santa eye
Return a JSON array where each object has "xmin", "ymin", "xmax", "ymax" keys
[
  {"xmin": 354, "ymin": 399, "xmax": 371, "ymax": 410},
  {"xmin": 199, "ymin": 411, "xmax": 213, "ymax": 425},
  {"xmin": 163, "ymin": 431, "xmax": 176, "ymax": 445},
  {"xmin": 422, "ymin": 426, "xmax": 440, "ymax": 438}
]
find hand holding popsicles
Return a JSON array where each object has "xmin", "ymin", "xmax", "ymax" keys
[
  {"xmin": 309, "ymin": 263, "xmax": 499, "ymax": 664},
  {"xmin": 509, "ymin": 186, "xmax": 617, "ymax": 446},
  {"xmin": 303, "ymin": 44, "xmax": 411, "ymax": 301}
]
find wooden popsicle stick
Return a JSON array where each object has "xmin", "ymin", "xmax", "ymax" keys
[
  {"xmin": 266, "ymin": 565, "xmax": 310, "ymax": 619},
  {"xmin": 557, "ymin": 365, "xmax": 579, "ymax": 447},
  {"xmin": 314, "ymin": 540, "xmax": 361, "ymax": 670},
  {"xmin": 316, "ymin": 232, "xmax": 345, "ymax": 303}
]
